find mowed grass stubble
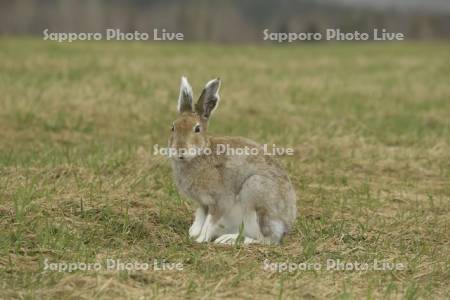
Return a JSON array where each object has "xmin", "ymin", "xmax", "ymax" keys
[{"xmin": 0, "ymin": 38, "xmax": 449, "ymax": 299}]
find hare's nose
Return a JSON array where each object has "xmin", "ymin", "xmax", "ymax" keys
[{"xmin": 178, "ymin": 155, "xmax": 184, "ymax": 160}]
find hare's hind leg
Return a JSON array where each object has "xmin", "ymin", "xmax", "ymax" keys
[
  {"xmin": 214, "ymin": 210, "xmax": 266, "ymax": 245},
  {"xmin": 215, "ymin": 175, "xmax": 288, "ymax": 245},
  {"xmin": 214, "ymin": 234, "xmax": 260, "ymax": 245},
  {"xmin": 239, "ymin": 175, "xmax": 288, "ymax": 244}
]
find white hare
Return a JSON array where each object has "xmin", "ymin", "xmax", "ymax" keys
[{"xmin": 169, "ymin": 77, "xmax": 297, "ymax": 244}]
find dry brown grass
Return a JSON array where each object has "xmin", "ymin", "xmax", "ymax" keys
[{"xmin": 0, "ymin": 38, "xmax": 449, "ymax": 299}]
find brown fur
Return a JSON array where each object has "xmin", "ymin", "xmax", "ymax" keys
[{"xmin": 169, "ymin": 77, "xmax": 297, "ymax": 244}]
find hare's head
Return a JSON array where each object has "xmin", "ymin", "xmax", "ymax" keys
[{"xmin": 168, "ymin": 77, "xmax": 221, "ymax": 161}]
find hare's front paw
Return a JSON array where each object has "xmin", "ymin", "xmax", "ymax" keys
[
  {"xmin": 189, "ymin": 222, "xmax": 202, "ymax": 238},
  {"xmin": 189, "ymin": 207, "xmax": 207, "ymax": 239},
  {"xmin": 195, "ymin": 215, "xmax": 214, "ymax": 243},
  {"xmin": 195, "ymin": 233, "xmax": 210, "ymax": 243}
]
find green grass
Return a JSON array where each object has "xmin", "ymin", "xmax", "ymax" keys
[{"xmin": 0, "ymin": 38, "xmax": 449, "ymax": 299}]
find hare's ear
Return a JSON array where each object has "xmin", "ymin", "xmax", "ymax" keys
[
  {"xmin": 178, "ymin": 76, "xmax": 193, "ymax": 113},
  {"xmin": 195, "ymin": 78, "xmax": 220, "ymax": 120}
]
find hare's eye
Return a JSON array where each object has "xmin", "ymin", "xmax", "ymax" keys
[
  {"xmin": 171, "ymin": 124, "xmax": 175, "ymax": 132},
  {"xmin": 194, "ymin": 124, "xmax": 201, "ymax": 133}
]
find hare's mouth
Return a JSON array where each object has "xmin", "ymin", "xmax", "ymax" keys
[
  {"xmin": 174, "ymin": 150, "xmax": 198, "ymax": 161},
  {"xmin": 175, "ymin": 154, "xmax": 197, "ymax": 162}
]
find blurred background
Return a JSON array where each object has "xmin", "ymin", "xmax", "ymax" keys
[{"xmin": 1, "ymin": 0, "xmax": 449, "ymax": 42}]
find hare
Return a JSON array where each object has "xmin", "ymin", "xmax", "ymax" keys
[{"xmin": 169, "ymin": 77, "xmax": 297, "ymax": 244}]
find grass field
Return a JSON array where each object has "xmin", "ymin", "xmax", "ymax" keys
[{"xmin": 0, "ymin": 38, "xmax": 449, "ymax": 299}]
